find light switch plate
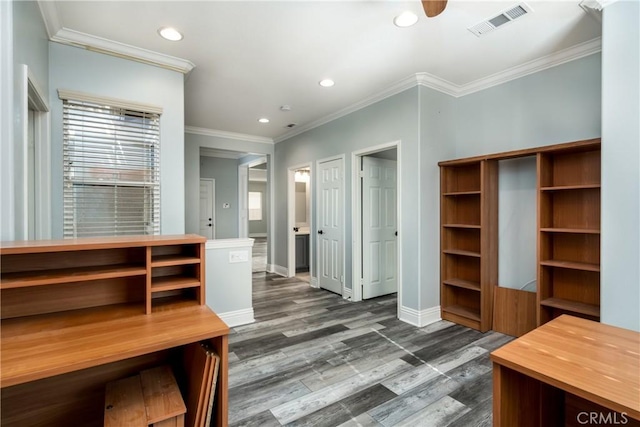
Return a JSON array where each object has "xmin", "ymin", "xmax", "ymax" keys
[{"xmin": 223, "ymin": 203, "xmax": 230, "ymax": 209}]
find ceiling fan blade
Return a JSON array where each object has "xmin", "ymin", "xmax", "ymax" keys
[{"xmin": 422, "ymin": 0, "xmax": 448, "ymax": 17}]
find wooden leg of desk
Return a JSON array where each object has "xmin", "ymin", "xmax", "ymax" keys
[{"xmin": 493, "ymin": 363, "xmax": 549, "ymax": 427}]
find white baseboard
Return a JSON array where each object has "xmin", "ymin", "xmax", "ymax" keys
[
  {"xmin": 249, "ymin": 232, "xmax": 267, "ymax": 238},
  {"xmin": 310, "ymin": 276, "xmax": 319, "ymax": 288},
  {"xmin": 343, "ymin": 287, "xmax": 352, "ymax": 300},
  {"xmin": 218, "ymin": 308, "xmax": 255, "ymax": 327},
  {"xmin": 399, "ymin": 305, "xmax": 441, "ymax": 327},
  {"xmin": 271, "ymin": 264, "xmax": 288, "ymax": 277}
]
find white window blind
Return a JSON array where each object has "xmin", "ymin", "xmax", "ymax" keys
[
  {"xmin": 248, "ymin": 191, "xmax": 262, "ymax": 221},
  {"xmin": 62, "ymin": 97, "xmax": 160, "ymax": 238}
]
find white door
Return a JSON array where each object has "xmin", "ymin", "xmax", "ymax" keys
[
  {"xmin": 199, "ymin": 179, "xmax": 215, "ymax": 239},
  {"xmin": 318, "ymin": 158, "xmax": 343, "ymax": 294},
  {"xmin": 362, "ymin": 156, "xmax": 397, "ymax": 299}
]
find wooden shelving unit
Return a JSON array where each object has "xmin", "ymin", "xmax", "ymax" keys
[
  {"xmin": 0, "ymin": 235, "xmax": 229, "ymax": 427},
  {"xmin": 537, "ymin": 144, "xmax": 601, "ymax": 325},
  {"xmin": 440, "ymin": 160, "xmax": 498, "ymax": 332}
]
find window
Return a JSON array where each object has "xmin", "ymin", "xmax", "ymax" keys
[
  {"xmin": 60, "ymin": 92, "xmax": 161, "ymax": 237},
  {"xmin": 248, "ymin": 191, "xmax": 262, "ymax": 221}
]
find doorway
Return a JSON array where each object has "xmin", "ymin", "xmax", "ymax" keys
[
  {"xmin": 316, "ymin": 156, "xmax": 345, "ymax": 295},
  {"xmin": 199, "ymin": 178, "xmax": 215, "ymax": 239},
  {"xmin": 287, "ymin": 163, "xmax": 312, "ymax": 283},
  {"xmin": 352, "ymin": 142, "xmax": 402, "ymax": 310}
]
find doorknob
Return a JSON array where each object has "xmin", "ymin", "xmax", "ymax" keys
[
  {"xmin": 293, "ymin": 227, "xmax": 299, "ymax": 232},
  {"xmin": 395, "ymin": 231, "xmax": 397, "ymax": 236},
  {"xmin": 318, "ymin": 230, "xmax": 324, "ymax": 234}
]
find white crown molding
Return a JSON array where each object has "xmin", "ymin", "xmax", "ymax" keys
[
  {"xmin": 186, "ymin": 126, "xmax": 274, "ymax": 145},
  {"xmin": 456, "ymin": 37, "xmax": 602, "ymax": 97},
  {"xmin": 37, "ymin": 1, "xmax": 61, "ymax": 39},
  {"xmin": 276, "ymin": 38, "xmax": 602, "ymax": 143},
  {"xmin": 50, "ymin": 28, "xmax": 195, "ymax": 74},
  {"xmin": 274, "ymin": 73, "xmax": 421, "ymax": 143}
]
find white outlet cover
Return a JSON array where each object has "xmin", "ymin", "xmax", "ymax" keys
[{"xmin": 229, "ymin": 250, "xmax": 248, "ymax": 263}]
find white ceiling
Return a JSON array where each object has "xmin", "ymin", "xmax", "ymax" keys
[{"xmin": 43, "ymin": 1, "xmax": 601, "ymax": 141}]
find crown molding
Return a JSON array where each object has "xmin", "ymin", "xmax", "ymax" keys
[
  {"xmin": 200, "ymin": 147, "xmax": 244, "ymax": 159},
  {"xmin": 50, "ymin": 28, "xmax": 195, "ymax": 74},
  {"xmin": 276, "ymin": 38, "xmax": 602, "ymax": 143},
  {"xmin": 37, "ymin": 1, "xmax": 61, "ymax": 39},
  {"xmin": 456, "ymin": 37, "xmax": 602, "ymax": 97},
  {"xmin": 274, "ymin": 73, "xmax": 421, "ymax": 143},
  {"xmin": 186, "ymin": 126, "xmax": 274, "ymax": 144}
]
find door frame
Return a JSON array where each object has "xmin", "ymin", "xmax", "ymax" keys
[
  {"xmin": 315, "ymin": 154, "xmax": 346, "ymax": 295},
  {"xmin": 238, "ymin": 156, "xmax": 267, "ymax": 238},
  {"xmin": 287, "ymin": 162, "xmax": 313, "ymax": 279},
  {"xmin": 199, "ymin": 178, "xmax": 215, "ymax": 239},
  {"xmin": 351, "ymin": 141, "xmax": 402, "ymax": 311}
]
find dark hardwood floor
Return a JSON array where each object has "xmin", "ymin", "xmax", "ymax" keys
[{"xmin": 228, "ymin": 272, "xmax": 512, "ymax": 427}]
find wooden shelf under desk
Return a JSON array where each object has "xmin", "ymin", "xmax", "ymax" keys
[
  {"xmin": 151, "ymin": 255, "xmax": 201, "ymax": 267},
  {"xmin": 151, "ymin": 276, "xmax": 202, "ymax": 293},
  {"xmin": 491, "ymin": 315, "xmax": 640, "ymax": 426},
  {"xmin": 0, "ymin": 264, "xmax": 147, "ymax": 289}
]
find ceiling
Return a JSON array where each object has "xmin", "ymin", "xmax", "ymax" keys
[{"xmin": 42, "ymin": 1, "xmax": 601, "ymax": 142}]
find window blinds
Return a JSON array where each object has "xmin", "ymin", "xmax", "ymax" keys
[{"xmin": 62, "ymin": 97, "xmax": 160, "ymax": 238}]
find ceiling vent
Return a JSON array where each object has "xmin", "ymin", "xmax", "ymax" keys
[
  {"xmin": 285, "ymin": 123, "xmax": 297, "ymax": 128},
  {"xmin": 468, "ymin": 3, "xmax": 532, "ymax": 37}
]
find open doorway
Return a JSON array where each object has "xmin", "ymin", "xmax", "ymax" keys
[
  {"xmin": 287, "ymin": 163, "xmax": 312, "ymax": 283},
  {"xmin": 351, "ymin": 141, "xmax": 402, "ymax": 313},
  {"xmin": 248, "ymin": 160, "xmax": 268, "ymax": 272}
]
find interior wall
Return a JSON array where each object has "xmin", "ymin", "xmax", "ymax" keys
[
  {"xmin": 275, "ymin": 87, "xmax": 422, "ymax": 311},
  {"xmin": 249, "ymin": 181, "xmax": 267, "ymax": 236},
  {"xmin": 8, "ymin": 0, "xmax": 49, "ymax": 241},
  {"xmin": 49, "ymin": 43, "xmax": 185, "ymax": 237},
  {"xmin": 183, "ymin": 132, "xmax": 273, "ymax": 240},
  {"xmin": 1, "ymin": 0, "xmax": 15, "ymax": 241},
  {"xmin": 200, "ymin": 157, "xmax": 239, "ymax": 239},
  {"xmin": 498, "ymin": 157, "xmax": 537, "ymax": 290},
  {"xmin": 601, "ymin": 0, "xmax": 640, "ymax": 332}
]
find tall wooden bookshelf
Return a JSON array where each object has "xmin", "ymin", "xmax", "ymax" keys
[
  {"xmin": 440, "ymin": 160, "xmax": 498, "ymax": 332},
  {"xmin": 537, "ymin": 144, "xmax": 601, "ymax": 325}
]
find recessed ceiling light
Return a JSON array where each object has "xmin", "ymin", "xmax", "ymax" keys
[
  {"xmin": 258, "ymin": 118, "xmax": 270, "ymax": 124},
  {"xmin": 394, "ymin": 11, "xmax": 419, "ymax": 27},
  {"xmin": 319, "ymin": 79, "xmax": 335, "ymax": 88},
  {"xmin": 158, "ymin": 27, "xmax": 183, "ymax": 41}
]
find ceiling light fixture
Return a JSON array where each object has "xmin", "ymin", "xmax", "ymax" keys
[
  {"xmin": 158, "ymin": 27, "xmax": 183, "ymax": 41},
  {"xmin": 394, "ymin": 11, "xmax": 419, "ymax": 27},
  {"xmin": 258, "ymin": 118, "xmax": 270, "ymax": 124},
  {"xmin": 319, "ymin": 79, "xmax": 335, "ymax": 88}
]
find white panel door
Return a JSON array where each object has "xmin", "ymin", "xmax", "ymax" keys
[
  {"xmin": 199, "ymin": 179, "xmax": 215, "ymax": 239},
  {"xmin": 362, "ymin": 157, "xmax": 397, "ymax": 299},
  {"xmin": 318, "ymin": 158, "xmax": 343, "ymax": 294}
]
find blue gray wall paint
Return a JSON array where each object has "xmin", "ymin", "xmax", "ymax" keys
[
  {"xmin": 184, "ymin": 132, "xmax": 274, "ymax": 237},
  {"xmin": 200, "ymin": 157, "xmax": 239, "ymax": 239},
  {"xmin": 601, "ymin": 0, "xmax": 640, "ymax": 332},
  {"xmin": 13, "ymin": 0, "xmax": 49, "ymax": 97},
  {"xmin": 249, "ymin": 181, "xmax": 268, "ymax": 235},
  {"xmin": 49, "ymin": 43, "xmax": 185, "ymax": 237}
]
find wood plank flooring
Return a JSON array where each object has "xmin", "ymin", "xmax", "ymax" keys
[{"xmin": 228, "ymin": 273, "xmax": 513, "ymax": 427}]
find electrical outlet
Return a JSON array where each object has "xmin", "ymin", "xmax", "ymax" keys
[{"xmin": 229, "ymin": 250, "xmax": 248, "ymax": 263}]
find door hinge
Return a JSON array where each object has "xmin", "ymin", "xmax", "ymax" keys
[{"xmin": 359, "ymin": 170, "xmax": 364, "ymax": 178}]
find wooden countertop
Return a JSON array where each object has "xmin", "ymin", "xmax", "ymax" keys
[
  {"xmin": 1, "ymin": 300, "xmax": 229, "ymax": 388},
  {"xmin": 491, "ymin": 315, "xmax": 640, "ymax": 420}
]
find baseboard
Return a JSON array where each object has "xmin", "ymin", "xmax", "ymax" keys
[
  {"xmin": 271, "ymin": 264, "xmax": 288, "ymax": 277},
  {"xmin": 249, "ymin": 233, "xmax": 267, "ymax": 238},
  {"xmin": 218, "ymin": 308, "xmax": 255, "ymax": 327},
  {"xmin": 310, "ymin": 276, "xmax": 319, "ymax": 288},
  {"xmin": 399, "ymin": 305, "xmax": 441, "ymax": 327},
  {"xmin": 343, "ymin": 287, "xmax": 352, "ymax": 300}
]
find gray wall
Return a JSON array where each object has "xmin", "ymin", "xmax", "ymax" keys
[
  {"xmin": 601, "ymin": 0, "xmax": 640, "ymax": 332},
  {"xmin": 184, "ymin": 131, "xmax": 273, "ymax": 237},
  {"xmin": 4, "ymin": 0, "xmax": 50, "ymax": 240},
  {"xmin": 49, "ymin": 43, "xmax": 185, "ymax": 237},
  {"xmin": 275, "ymin": 87, "xmax": 422, "ymax": 310},
  {"xmin": 249, "ymin": 181, "xmax": 267, "ymax": 235},
  {"xmin": 200, "ymin": 157, "xmax": 239, "ymax": 239}
]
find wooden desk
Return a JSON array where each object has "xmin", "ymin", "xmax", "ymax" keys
[
  {"xmin": 1, "ymin": 236, "xmax": 229, "ymax": 427},
  {"xmin": 491, "ymin": 315, "xmax": 640, "ymax": 427}
]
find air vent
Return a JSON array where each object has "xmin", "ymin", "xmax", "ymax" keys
[
  {"xmin": 285, "ymin": 123, "xmax": 297, "ymax": 128},
  {"xmin": 468, "ymin": 3, "xmax": 532, "ymax": 37}
]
